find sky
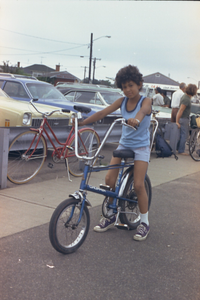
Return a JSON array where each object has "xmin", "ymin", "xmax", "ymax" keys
[{"xmin": 0, "ymin": 0, "xmax": 200, "ymax": 86}]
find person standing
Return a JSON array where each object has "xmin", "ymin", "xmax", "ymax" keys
[
  {"xmin": 152, "ymin": 87, "xmax": 164, "ymax": 106},
  {"xmin": 162, "ymin": 90, "xmax": 171, "ymax": 108},
  {"xmin": 171, "ymin": 83, "xmax": 186, "ymax": 122},
  {"xmin": 176, "ymin": 84, "xmax": 198, "ymax": 155}
]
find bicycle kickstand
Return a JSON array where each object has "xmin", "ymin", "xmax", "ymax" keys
[{"xmin": 65, "ymin": 158, "xmax": 72, "ymax": 182}]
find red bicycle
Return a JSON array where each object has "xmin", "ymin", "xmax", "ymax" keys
[{"xmin": 7, "ymin": 99, "xmax": 100, "ymax": 184}]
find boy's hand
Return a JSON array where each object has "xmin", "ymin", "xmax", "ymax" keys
[
  {"xmin": 72, "ymin": 118, "xmax": 84, "ymax": 127},
  {"xmin": 127, "ymin": 118, "xmax": 140, "ymax": 127}
]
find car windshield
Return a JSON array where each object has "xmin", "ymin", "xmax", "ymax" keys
[
  {"xmin": 100, "ymin": 92, "xmax": 122, "ymax": 104},
  {"xmin": 0, "ymin": 88, "xmax": 8, "ymax": 97},
  {"xmin": 26, "ymin": 83, "xmax": 66, "ymax": 101}
]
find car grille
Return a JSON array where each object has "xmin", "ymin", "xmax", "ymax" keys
[{"xmin": 32, "ymin": 118, "xmax": 69, "ymax": 127}]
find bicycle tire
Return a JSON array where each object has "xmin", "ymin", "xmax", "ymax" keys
[
  {"xmin": 49, "ymin": 198, "xmax": 90, "ymax": 254},
  {"xmin": 7, "ymin": 131, "xmax": 47, "ymax": 184},
  {"xmin": 118, "ymin": 172, "xmax": 152, "ymax": 230},
  {"xmin": 66, "ymin": 128, "xmax": 100, "ymax": 177},
  {"xmin": 189, "ymin": 129, "xmax": 200, "ymax": 161}
]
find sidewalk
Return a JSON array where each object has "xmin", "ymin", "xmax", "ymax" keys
[{"xmin": 0, "ymin": 151, "xmax": 199, "ymax": 238}]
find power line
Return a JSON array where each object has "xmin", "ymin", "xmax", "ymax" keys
[
  {"xmin": 0, "ymin": 27, "xmax": 88, "ymax": 46},
  {"xmin": 0, "ymin": 46, "xmax": 89, "ymax": 57}
]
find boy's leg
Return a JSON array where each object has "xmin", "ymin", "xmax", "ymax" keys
[
  {"xmin": 133, "ymin": 160, "xmax": 150, "ymax": 241},
  {"xmin": 105, "ymin": 156, "xmax": 121, "ymax": 192},
  {"xmin": 94, "ymin": 156, "xmax": 121, "ymax": 232}
]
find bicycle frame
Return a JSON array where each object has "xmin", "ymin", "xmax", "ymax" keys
[
  {"xmin": 81, "ymin": 163, "xmax": 135, "ymax": 204},
  {"xmin": 25, "ymin": 116, "xmax": 93, "ymax": 162}
]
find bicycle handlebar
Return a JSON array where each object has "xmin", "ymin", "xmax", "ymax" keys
[
  {"xmin": 30, "ymin": 98, "xmax": 71, "ymax": 117},
  {"xmin": 74, "ymin": 116, "xmax": 138, "ymax": 161}
]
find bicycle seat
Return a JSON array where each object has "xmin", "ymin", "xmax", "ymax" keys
[
  {"xmin": 74, "ymin": 105, "xmax": 91, "ymax": 114},
  {"xmin": 113, "ymin": 149, "xmax": 135, "ymax": 159}
]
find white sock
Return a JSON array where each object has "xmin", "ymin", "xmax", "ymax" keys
[{"xmin": 140, "ymin": 212, "xmax": 149, "ymax": 226}]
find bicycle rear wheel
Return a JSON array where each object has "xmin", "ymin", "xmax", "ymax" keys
[
  {"xmin": 49, "ymin": 198, "xmax": 90, "ymax": 254},
  {"xmin": 118, "ymin": 172, "xmax": 152, "ymax": 230},
  {"xmin": 66, "ymin": 128, "xmax": 100, "ymax": 177},
  {"xmin": 189, "ymin": 129, "xmax": 200, "ymax": 161},
  {"xmin": 7, "ymin": 131, "xmax": 47, "ymax": 184}
]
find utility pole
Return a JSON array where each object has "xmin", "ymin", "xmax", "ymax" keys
[
  {"xmin": 92, "ymin": 58, "xmax": 101, "ymax": 83},
  {"xmin": 81, "ymin": 66, "xmax": 88, "ymax": 80},
  {"xmin": 88, "ymin": 33, "xmax": 93, "ymax": 83}
]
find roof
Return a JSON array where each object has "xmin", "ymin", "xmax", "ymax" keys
[
  {"xmin": 143, "ymin": 72, "xmax": 179, "ymax": 86},
  {"xmin": 56, "ymin": 82, "xmax": 122, "ymax": 94},
  {"xmin": 22, "ymin": 64, "xmax": 55, "ymax": 74},
  {"xmin": 44, "ymin": 71, "xmax": 80, "ymax": 81}
]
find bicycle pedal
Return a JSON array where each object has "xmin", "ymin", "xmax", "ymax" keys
[
  {"xmin": 115, "ymin": 223, "xmax": 129, "ymax": 230},
  {"xmin": 97, "ymin": 155, "xmax": 104, "ymax": 159},
  {"xmin": 48, "ymin": 163, "xmax": 54, "ymax": 169}
]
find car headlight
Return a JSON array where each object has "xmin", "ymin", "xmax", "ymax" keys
[{"xmin": 23, "ymin": 113, "xmax": 32, "ymax": 125}]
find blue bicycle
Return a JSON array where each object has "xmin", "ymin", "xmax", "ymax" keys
[{"xmin": 49, "ymin": 106, "xmax": 158, "ymax": 254}]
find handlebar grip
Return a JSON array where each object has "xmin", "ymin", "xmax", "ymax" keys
[
  {"xmin": 32, "ymin": 98, "xmax": 39, "ymax": 102},
  {"xmin": 62, "ymin": 109, "xmax": 70, "ymax": 113},
  {"xmin": 125, "ymin": 119, "xmax": 138, "ymax": 130}
]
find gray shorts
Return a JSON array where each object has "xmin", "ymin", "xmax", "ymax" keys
[{"xmin": 116, "ymin": 144, "xmax": 150, "ymax": 162}]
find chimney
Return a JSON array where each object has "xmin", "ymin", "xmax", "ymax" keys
[
  {"xmin": 56, "ymin": 65, "xmax": 60, "ymax": 72},
  {"xmin": 17, "ymin": 62, "xmax": 20, "ymax": 68}
]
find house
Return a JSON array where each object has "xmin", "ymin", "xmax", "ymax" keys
[
  {"xmin": 43, "ymin": 70, "xmax": 80, "ymax": 86},
  {"xmin": 143, "ymin": 72, "xmax": 179, "ymax": 91},
  {"xmin": 22, "ymin": 64, "xmax": 55, "ymax": 77},
  {"xmin": 22, "ymin": 64, "xmax": 80, "ymax": 85},
  {"xmin": 143, "ymin": 72, "xmax": 180, "ymax": 98}
]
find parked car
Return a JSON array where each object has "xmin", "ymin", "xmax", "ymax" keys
[
  {"xmin": 56, "ymin": 83, "xmax": 124, "ymax": 124},
  {"xmin": 0, "ymin": 74, "xmax": 122, "ymax": 142},
  {"xmin": 56, "ymin": 82, "xmax": 123, "ymax": 105},
  {"xmin": 0, "ymin": 88, "xmax": 71, "ymax": 128},
  {"xmin": 0, "ymin": 74, "xmax": 121, "ymax": 124}
]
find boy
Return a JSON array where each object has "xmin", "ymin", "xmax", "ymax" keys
[{"xmin": 78, "ymin": 65, "xmax": 152, "ymax": 241}]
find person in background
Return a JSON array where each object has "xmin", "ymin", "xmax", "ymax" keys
[
  {"xmin": 152, "ymin": 87, "xmax": 164, "ymax": 106},
  {"xmin": 161, "ymin": 90, "xmax": 171, "ymax": 108},
  {"xmin": 171, "ymin": 82, "xmax": 186, "ymax": 122},
  {"xmin": 176, "ymin": 84, "xmax": 198, "ymax": 155}
]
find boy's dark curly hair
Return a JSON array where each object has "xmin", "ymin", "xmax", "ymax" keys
[
  {"xmin": 185, "ymin": 84, "xmax": 197, "ymax": 96},
  {"xmin": 115, "ymin": 65, "xmax": 144, "ymax": 90}
]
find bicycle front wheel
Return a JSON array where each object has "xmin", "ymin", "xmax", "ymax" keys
[
  {"xmin": 49, "ymin": 198, "xmax": 90, "ymax": 254},
  {"xmin": 7, "ymin": 131, "xmax": 47, "ymax": 184},
  {"xmin": 66, "ymin": 128, "xmax": 100, "ymax": 177},
  {"xmin": 189, "ymin": 129, "xmax": 200, "ymax": 161},
  {"xmin": 118, "ymin": 172, "xmax": 152, "ymax": 230}
]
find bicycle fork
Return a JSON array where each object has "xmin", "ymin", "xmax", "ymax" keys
[{"xmin": 69, "ymin": 190, "xmax": 92, "ymax": 226}]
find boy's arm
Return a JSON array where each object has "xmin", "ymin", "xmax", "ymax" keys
[
  {"xmin": 78, "ymin": 97, "xmax": 124, "ymax": 126},
  {"xmin": 127, "ymin": 97, "xmax": 152, "ymax": 127}
]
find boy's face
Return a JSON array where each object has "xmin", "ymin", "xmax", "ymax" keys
[{"xmin": 121, "ymin": 80, "xmax": 142, "ymax": 99}]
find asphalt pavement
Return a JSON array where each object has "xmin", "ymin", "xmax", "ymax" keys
[{"xmin": 0, "ymin": 144, "xmax": 200, "ymax": 300}]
